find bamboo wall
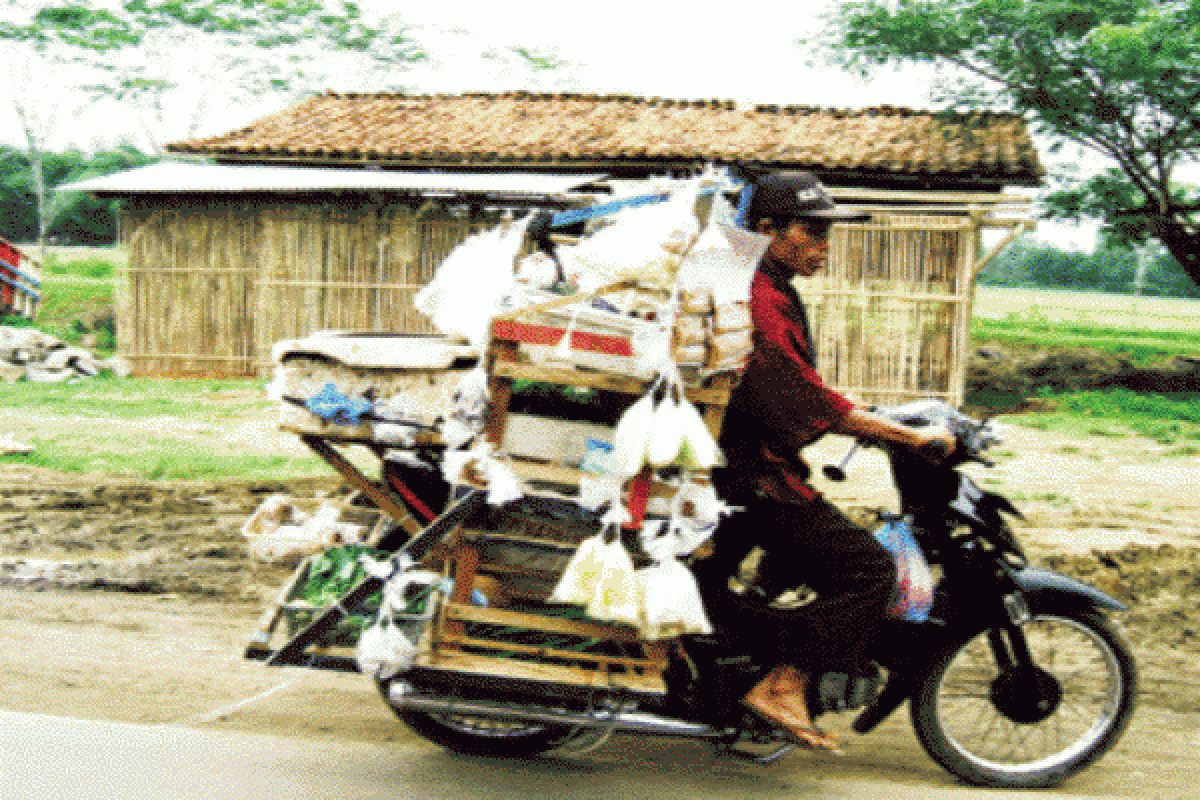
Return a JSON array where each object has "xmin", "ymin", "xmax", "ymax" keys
[
  {"xmin": 118, "ymin": 198, "xmax": 981, "ymax": 404},
  {"xmin": 119, "ymin": 199, "xmax": 484, "ymax": 376},
  {"xmin": 806, "ymin": 216, "xmax": 977, "ymax": 407}
]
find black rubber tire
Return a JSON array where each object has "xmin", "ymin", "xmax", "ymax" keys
[
  {"xmin": 910, "ymin": 607, "xmax": 1137, "ymax": 788},
  {"xmin": 393, "ymin": 709, "xmax": 575, "ymax": 758}
]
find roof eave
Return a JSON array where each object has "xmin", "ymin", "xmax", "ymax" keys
[{"xmin": 163, "ymin": 149, "xmax": 1043, "ymax": 190}]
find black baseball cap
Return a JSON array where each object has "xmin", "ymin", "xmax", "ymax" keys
[{"xmin": 746, "ymin": 171, "xmax": 869, "ymax": 223}]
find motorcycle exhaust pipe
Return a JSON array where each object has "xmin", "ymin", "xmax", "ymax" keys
[{"xmin": 387, "ymin": 682, "xmax": 725, "ymax": 740}]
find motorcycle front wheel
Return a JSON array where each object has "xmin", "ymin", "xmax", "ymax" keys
[{"xmin": 910, "ymin": 607, "xmax": 1137, "ymax": 789}]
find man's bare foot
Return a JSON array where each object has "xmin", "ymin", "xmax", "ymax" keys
[{"xmin": 742, "ymin": 666, "xmax": 841, "ymax": 752}]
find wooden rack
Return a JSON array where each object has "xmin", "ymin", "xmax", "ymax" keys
[{"xmin": 414, "ymin": 311, "xmax": 739, "ymax": 695}]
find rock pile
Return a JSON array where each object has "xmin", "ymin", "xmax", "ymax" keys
[{"xmin": 0, "ymin": 325, "xmax": 130, "ymax": 384}]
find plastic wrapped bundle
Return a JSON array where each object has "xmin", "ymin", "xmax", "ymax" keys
[
  {"xmin": 561, "ymin": 189, "xmax": 700, "ymax": 291},
  {"xmin": 676, "ymin": 193, "xmax": 768, "ymax": 305}
]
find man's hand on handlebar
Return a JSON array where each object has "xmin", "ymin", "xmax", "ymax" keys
[
  {"xmin": 911, "ymin": 428, "xmax": 957, "ymax": 463},
  {"xmin": 836, "ymin": 408, "xmax": 956, "ymax": 460}
]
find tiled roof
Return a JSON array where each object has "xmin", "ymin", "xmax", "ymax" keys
[{"xmin": 167, "ymin": 92, "xmax": 1044, "ymax": 187}]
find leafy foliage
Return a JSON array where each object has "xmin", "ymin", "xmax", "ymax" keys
[
  {"xmin": 817, "ymin": 1, "xmax": 1200, "ymax": 287},
  {"xmin": 0, "ymin": 146, "xmax": 152, "ymax": 244},
  {"xmin": 1, "ymin": 1, "xmax": 428, "ymax": 151},
  {"xmin": 979, "ymin": 239, "xmax": 1200, "ymax": 298}
]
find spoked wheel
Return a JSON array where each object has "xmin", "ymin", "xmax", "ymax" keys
[
  {"xmin": 393, "ymin": 709, "xmax": 575, "ymax": 757},
  {"xmin": 911, "ymin": 608, "xmax": 1137, "ymax": 788}
]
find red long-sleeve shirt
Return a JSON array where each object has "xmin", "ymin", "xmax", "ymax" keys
[{"xmin": 717, "ymin": 259, "xmax": 856, "ymax": 504}]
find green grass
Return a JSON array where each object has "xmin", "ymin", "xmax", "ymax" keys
[
  {"xmin": 0, "ymin": 376, "xmax": 269, "ymax": 419},
  {"xmin": 1016, "ymin": 388, "xmax": 1200, "ymax": 445},
  {"xmin": 5, "ymin": 437, "xmax": 325, "ymax": 482},
  {"xmin": 42, "ymin": 253, "xmax": 117, "ymax": 281},
  {"xmin": 970, "ymin": 317, "xmax": 1200, "ymax": 366},
  {"xmin": 0, "ymin": 377, "xmax": 338, "ymax": 481}
]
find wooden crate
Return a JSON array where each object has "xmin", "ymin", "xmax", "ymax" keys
[
  {"xmin": 408, "ymin": 298, "xmax": 738, "ymax": 694},
  {"xmin": 416, "ymin": 599, "xmax": 670, "ymax": 697}
]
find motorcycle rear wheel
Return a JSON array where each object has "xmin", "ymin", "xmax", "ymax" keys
[
  {"xmin": 910, "ymin": 607, "xmax": 1136, "ymax": 788},
  {"xmin": 392, "ymin": 709, "xmax": 575, "ymax": 758}
]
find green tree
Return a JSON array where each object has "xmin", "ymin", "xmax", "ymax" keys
[
  {"xmin": 816, "ymin": 0, "xmax": 1200, "ymax": 288},
  {"xmin": 3, "ymin": 1, "xmax": 428, "ymax": 153},
  {"xmin": 978, "ymin": 237, "xmax": 1198, "ymax": 296},
  {"xmin": 0, "ymin": 146, "xmax": 152, "ymax": 245}
]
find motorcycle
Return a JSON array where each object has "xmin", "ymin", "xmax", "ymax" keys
[{"xmin": 271, "ymin": 401, "xmax": 1137, "ymax": 790}]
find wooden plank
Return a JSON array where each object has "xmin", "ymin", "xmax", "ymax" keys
[
  {"xmin": 414, "ymin": 650, "xmax": 666, "ymax": 695},
  {"xmin": 299, "ymin": 434, "xmax": 421, "ymax": 537},
  {"xmin": 437, "ymin": 633, "xmax": 661, "ymax": 671},
  {"xmin": 491, "ymin": 361, "xmax": 733, "ymax": 405},
  {"xmin": 442, "ymin": 602, "xmax": 644, "ymax": 643},
  {"xmin": 497, "ymin": 460, "xmax": 692, "ymax": 499},
  {"xmin": 243, "ymin": 556, "xmax": 312, "ymax": 658},
  {"xmin": 491, "ymin": 319, "xmax": 634, "ymax": 357},
  {"xmin": 484, "ymin": 339, "xmax": 520, "ymax": 447}
]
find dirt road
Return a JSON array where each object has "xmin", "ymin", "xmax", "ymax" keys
[{"xmin": 1, "ymin": 416, "xmax": 1198, "ymax": 794}]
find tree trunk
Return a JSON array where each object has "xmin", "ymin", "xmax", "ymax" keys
[
  {"xmin": 1154, "ymin": 217, "xmax": 1200, "ymax": 289},
  {"xmin": 30, "ymin": 146, "xmax": 47, "ymax": 265}
]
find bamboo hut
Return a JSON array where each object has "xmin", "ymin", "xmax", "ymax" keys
[{"xmin": 69, "ymin": 92, "xmax": 1045, "ymax": 404}]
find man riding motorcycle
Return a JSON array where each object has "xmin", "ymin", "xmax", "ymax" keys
[{"xmin": 707, "ymin": 171, "xmax": 956, "ymax": 752}]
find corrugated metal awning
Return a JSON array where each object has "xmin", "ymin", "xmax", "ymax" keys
[{"xmin": 61, "ymin": 161, "xmax": 608, "ymax": 199}]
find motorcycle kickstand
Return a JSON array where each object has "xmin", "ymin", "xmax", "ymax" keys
[{"xmin": 714, "ymin": 739, "xmax": 796, "ymax": 766}]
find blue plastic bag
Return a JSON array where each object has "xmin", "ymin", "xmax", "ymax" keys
[{"xmin": 873, "ymin": 516, "xmax": 935, "ymax": 622}]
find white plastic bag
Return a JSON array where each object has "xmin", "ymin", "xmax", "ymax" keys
[
  {"xmin": 612, "ymin": 391, "xmax": 657, "ymax": 476},
  {"xmin": 636, "ymin": 526, "xmax": 712, "ymax": 639},
  {"xmin": 356, "ymin": 569, "xmax": 443, "ymax": 679},
  {"xmin": 563, "ymin": 187, "xmax": 700, "ymax": 291},
  {"xmin": 675, "ymin": 398, "xmax": 721, "ymax": 470},
  {"xmin": 669, "ymin": 478, "xmax": 739, "ymax": 557},
  {"xmin": 676, "ymin": 194, "xmax": 770, "ymax": 305},
  {"xmin": 548, "ymin": 533, "xmax": 607, "ymax": 606},
  {"xmin": 645, "ymin": 384, "xmax": 686, "ymax": 467},
  {"xmin": 585, "ymin": 535, "xmax": 644, "ymax": 627},
  {"xmin": 874, "ymin": 517, "xmax": 935, "ymax": 622},
  {"xmin": 442, "ymin": 366, "xmax": 490, "ymax": 450},
  {"xmin": 414, "ymin": 218, "xmax": 530, "ymax": 346},
  {"xmin": 355, "ymin": 615, "xmax": 417, "ymax": 680}
]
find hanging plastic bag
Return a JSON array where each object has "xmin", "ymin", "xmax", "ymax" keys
[
  {"xmin": 480, "ymin": 455, "xmax": 526, "ymax": 507},
  {"xmin": 669, "ymin": 478, "xmax": 739, "ymax": 557},
  {"xmin": 356, "ymin": 569, "xmax": 443, "ymax": 678},
  {"xmin": 874, "ymin": 516, "xmax": 935, "ymax": 622},
  {"xmin": 585, "ymin": 533, "xmax": 644, "ymax": 627},
  {"xmin": 636, "ymin": 525, "xmax": 712, "ymax": 639},
  {"xmin": 442, "ymin": 366, "xmax": 490, "ymax": 450},
  {"xmin": 675, "ymin": 398, "xmax": 721, "ymax": 470},
  {"xmin": 356, "ymin": 613, "xmax": 418, "ymax": 679},
  {"xmin": 645, "ymin": 382, "xmax": 686, "ymax": 467},
  {"xmin": 612, "ymin": 390, "xmax": 657, "ymax": 476},
  {"xmin": 548, "ymin": 532, "xmax": 608, "ymax": 606}
]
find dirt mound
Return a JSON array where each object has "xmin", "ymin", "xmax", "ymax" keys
[
  {"xmin": 0, "ymin": 480, "xmax": 343, "ymax": 601},
  {"xmin": 967, "ymin": 346, "xmax": 1200, "ymax": 407},
  {"xmin": 1040, "ymin": 544, "xmax": 1200, "ymax": 653}
]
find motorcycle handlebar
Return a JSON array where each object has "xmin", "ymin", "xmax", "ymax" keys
[{"xmin": 822, "ymin": 402, "xmax": 1000, "ymax": 481}]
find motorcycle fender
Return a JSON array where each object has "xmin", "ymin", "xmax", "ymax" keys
[{"xmin": 1013, "ymin": 566, "xmax": 1128, "ymax": 613}]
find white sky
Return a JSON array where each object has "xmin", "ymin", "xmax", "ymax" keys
[
  {"xmin": 1, "ymin": 0, "xmax": 1105, "ymax": 248},
  {"xmin": 385, "ymin": 1, "xmax": 933, "ymax": 108}
]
